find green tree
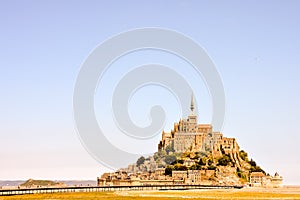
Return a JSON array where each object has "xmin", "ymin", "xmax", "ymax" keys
[
  {"xmin": 153, "ymin": 152, "xmax": 159, "ymax": 161},
  {"xmin": 165, "ymin": 155, "xmax": 176, "ymax": 165},
  {"xmin": 249, "ymin": 159, "xmax": 257, "ymax": 167},
  {"xmin": 165, "ymin": 166, "xmax": 173, "ymax": 176},
  {"xmin": 165, "ymin": 144, "xmax": 174, "ymax": 154},
  {"xmin": 198, "ymin": 158, "xmax": 206, "ymax": 166},
  {"xmin": 250, "ymin": 166, "xmax": 265, "ymax": 174},
  {"xmin": 173, "ymin": 163, "xmax": 187, "ymax": 171},
  {"xmin": 174, "ymin": 159, "xmax": 184, "ymax": 164},
  {"xmin": 136, "ymin": 156, "xmax": 145, "ymax": 166},
  {"xmin": 207, "ymin": 165, "xmax": 216, "ymax": 170},
  {"xmin": 217, "ymin": 154, "xmax": 232, "ymax": 166},
  {"xmin": 239, "ymin": 150, "xmax": 248, "ymax": 161},
  {"xmin": 189, "ymin": 164, "xmax": 197, "ymax": 170},
  {"xmin": 207, "ymin": 157, "xmax": 213, "ymax": 166},
  {"xmin": 154, "ymin": 150, "xmax": 167, "ymax": 161},
  {"xmin": 236, "ymin": 171, "xmax": 247, "ymax": 180},
  {"xmin": 189, "ymin": 164, "xmax": 202, "ymax": 170}
]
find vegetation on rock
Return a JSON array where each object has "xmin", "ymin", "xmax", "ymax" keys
[
  {"xmin": 217, "ymin": 154, "xmax": 232, "ymax": 166},
  {"xmin": 153, "ymin": 145, "xmax": 266, "ymax": 184},
  {"xmin": 136, "ymin": 156, "xmax": 145, "ymax": 167}
]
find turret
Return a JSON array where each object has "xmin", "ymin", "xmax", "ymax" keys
[
  {"xmin": 187, "ymin": 93, "xmax": 197, "ymax": 131},
  {"xmin": 190, "ymin": 93, "xmax": 195, "ymax": 114}
]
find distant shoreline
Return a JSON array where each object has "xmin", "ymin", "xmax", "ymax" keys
[{"xmin": 0, "ymin": 180, "xmax": 97, "ymax": 187}]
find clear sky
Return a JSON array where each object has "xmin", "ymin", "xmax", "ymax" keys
[{"xmin": 0, "ymin": 1, "xmax": 300, "ymax": 185}]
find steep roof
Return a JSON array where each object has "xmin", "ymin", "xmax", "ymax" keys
[{"xmin": 250, "ymin": 172, "xmax": 265, "ymax": 177}]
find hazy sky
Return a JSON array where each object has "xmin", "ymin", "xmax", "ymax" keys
[{"xmin": 1, "ymin": 1, "xmax": 300, "ymax": 185}]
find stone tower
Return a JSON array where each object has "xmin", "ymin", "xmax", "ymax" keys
[
  {"xmin": 187, "ymin": 93, "xmax": 197, "ymax": 132},
  {"xmin": 190, "ymin": 93, "xmax": 195, "ymax": 114}
]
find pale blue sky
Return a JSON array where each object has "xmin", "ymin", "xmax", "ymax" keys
[{"xmin": 0, "ymin": 1, "xmax": 300, "ymax": 184}]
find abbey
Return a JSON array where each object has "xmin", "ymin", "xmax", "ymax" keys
[
  {"xmin": 97, "ymin": 95, "xmax": 283, "ymax": 187},
  {"xmin": 158, "ymin": 95, "xmax": 239, "ymax": 159}
]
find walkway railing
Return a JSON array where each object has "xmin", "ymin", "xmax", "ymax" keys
[{"xmin": 0, "ymin": 184, "xmax": 243, "ymax": 196}]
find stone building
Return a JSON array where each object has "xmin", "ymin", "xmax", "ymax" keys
[
  {"xmin": 187, "ymin": 170, "xmax": 201, "ymax": 184},
  {"xmin": 171, "ymin": 170, "xmax": 202, "ymax": 184},
  {"xmin": 172, "ymin": 171, "xmax": 188, "ymax": 180},
  {"xmin": 250, "ymin": 172, "xmax": 283, "ymax": 188},
  {"xmin": 98, "ymin": 95, "xmax": 283, "ymax": 187},
  {"xmin": 158, "ymin": 95, "xmax": 239, "ymax": 156},
  {"xmin": 271, "ymin": 172, "xmax": 284, "ymax": 187},
  {"xmin": 249, "ymin": 172, "xmax": 265, "ymax": 187}
]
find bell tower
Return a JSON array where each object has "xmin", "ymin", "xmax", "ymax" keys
[
  {"xmin": 188, "ymin": 93, "xmax": 197, "ymax": 132},
  {"xmin": 190, "ymin": 93, "xmax": 195, "ymax": 114}
]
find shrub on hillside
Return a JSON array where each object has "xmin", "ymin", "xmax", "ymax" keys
[{"xmin": 217, "ymin": 154, "xmax": 232, "ymax": 166}]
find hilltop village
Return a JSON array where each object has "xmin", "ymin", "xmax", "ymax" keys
[{"xmin": 97, "ymin": 96, "xmax": 282, "ymax": 187}]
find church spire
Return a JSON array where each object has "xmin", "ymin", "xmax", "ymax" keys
[{"xmin": 190, "ymin": 93, "xmax": 194, "ymax": 114}]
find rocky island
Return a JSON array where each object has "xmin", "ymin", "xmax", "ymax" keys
[{"xmin": 98, "ymin": 95, "xmax": 282, "ymax": 188}]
